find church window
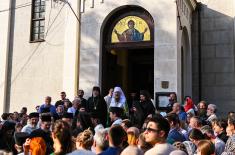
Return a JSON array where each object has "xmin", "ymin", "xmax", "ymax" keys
[{"xmin": 30, "ymin": 0, "xmax": 45, "ymax": 42}]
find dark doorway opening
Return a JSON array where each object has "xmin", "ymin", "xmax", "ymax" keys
[
  {"xmin": 128, "ymin": 49, "xmax": 154, "ymax": 97},
  {"xmin": 102, "ymin": 48, "xmax": 154, "ymax": 98}
]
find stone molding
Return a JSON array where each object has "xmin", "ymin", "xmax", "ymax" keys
[{"xmin": 187, "ymin": 0, "xmax": 197, "ymax": 10}]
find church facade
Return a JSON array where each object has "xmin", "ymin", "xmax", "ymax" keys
[{"xmin": 0, "ymin": 0, "xmax": 234, "ymax": 115}]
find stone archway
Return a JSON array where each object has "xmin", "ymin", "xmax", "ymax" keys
[
  {"xmin": 181, "ymin": 27, "xmax": 192, "ymax": 99},
  {"xmin": 100, "ymin": 5, "xmax": 154, "ymax": 97}
]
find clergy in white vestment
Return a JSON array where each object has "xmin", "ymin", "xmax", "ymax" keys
[{"xmin": 109, "ymin": 86, "xmax": 129, "ymax": 116}]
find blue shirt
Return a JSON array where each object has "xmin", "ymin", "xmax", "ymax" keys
[
  {"xmin": 99, "ymin": 147, "xmax": 121, "ymax": 155},
  {"xmin": 39, "ymin": 104, "xmax": 56, "ymax": 115},
  {"xmin": 21, "ymin": 124, "xmax": 38, "ymax": 134},
  {"xmin": 178, "ymin": 111, "xmax": 187, "ymax": 122},
  {"xmin": 68, "ymin": 150, "xmax": 95, "ymax": 155},
  {"xmin": 167, "ymin": 128, "xmax": 186, "ymax": 144}
]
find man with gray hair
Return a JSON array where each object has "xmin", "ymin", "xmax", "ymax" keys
[
  {"xmin": 93, "ymin": 129, "xmax": 109, "ymax": 154},
  {"xmin": 206, "ymin": 104, "xmax": 217, "ymax": 123}
]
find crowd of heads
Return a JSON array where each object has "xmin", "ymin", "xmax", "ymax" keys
[{"xmin": 0, "ymin": 88, "xmax": 235, "ymax": 155}]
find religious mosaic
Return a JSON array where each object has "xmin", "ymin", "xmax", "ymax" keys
[{"xmin": 111, "ymin": 16, "xmax": 150, "ymax": 43}]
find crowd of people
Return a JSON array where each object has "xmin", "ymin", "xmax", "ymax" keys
[{"xmin": 0, "ymin": 86, "xmax": 235, "ymax": 155}]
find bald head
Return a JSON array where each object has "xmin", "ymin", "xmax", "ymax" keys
[
  {"xmin": 121, "ymin": 146, "xmax": 143, "ymax": 155},
  {"xmin": 172, "ymin": 102, "xmax": 181, "ymax": 113},
  {"xmin": 45, "ymin": 96, "xmax": 51, "ymax": 105},
  {"xmin": 127, "ymin": 127, "xmax": 140, "ymax": 138}
]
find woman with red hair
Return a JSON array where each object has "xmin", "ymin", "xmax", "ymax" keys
[{"xmin": 23, "ymin": 137, "xmax": 46, "ymax": 155}]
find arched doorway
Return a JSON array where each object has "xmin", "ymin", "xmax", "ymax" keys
[
  {"xmin": 181, "ymin": 27, "xmax": 192, "ymax": 99},
  {"xmin": 100, "ymin": 5, "xmax": 154, "ymax": 98}
]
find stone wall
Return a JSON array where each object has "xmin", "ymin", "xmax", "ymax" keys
[
  {"xmin": 0, "ymin": 0, "xmax": 67, "ymax": 113},
  {"xmin": 0, "ymin": 0, "xmax": 11, "ymax": 114},
  {"xmin": 192, "ymin": 0, "xmax": 235, "ymax": 116},
  {"xmin": 0, "ymin": 0, "xmax": 196, "ymax": 113},
  {"xmin": 79, "ymin": 0, "xmax": 180, "ymax": 98}
]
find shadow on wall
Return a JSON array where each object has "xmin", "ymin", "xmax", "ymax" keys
[{"xmin": 192, "ymin": 3, "xmax": 235, "ymax": 116}]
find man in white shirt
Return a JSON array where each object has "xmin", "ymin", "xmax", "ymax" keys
[
  {"xmin": 144, "ymin": 115, "xmax": 175, "ymax": 155},
  {"xmin": 21, "ymin": 112, "xmax": 39, "ymax": 134},
  {"xmin": 67, "ymin": 98, "xmax": 81, "ymax": 116},
  {"xmin": 109, "ymin": 107, "xmax": 123, "ymax": 126}
]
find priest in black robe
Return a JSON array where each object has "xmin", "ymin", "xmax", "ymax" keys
[
  {"xmin": 132, "ymin": 90, "xmax": 155, "ymax": 128},
  {"xmin": 87, "ymin": 86, "xmax": 107, "ymax": 127}
]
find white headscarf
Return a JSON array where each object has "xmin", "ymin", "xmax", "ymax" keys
[{"xmin": 110, "ymin": 87, "xmax": 126, "ymax": 107}]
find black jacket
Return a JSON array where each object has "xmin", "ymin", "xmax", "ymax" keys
[{"xmin": 87, "ymin": 96, "xmax": 107, "ymax": 127}]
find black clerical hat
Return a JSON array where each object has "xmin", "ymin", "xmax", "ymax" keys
[
  {"xmin": 29, "ymin": 129, "xmax": 44, "ymax": 139},
  {"xmin": 109, "ymin": 107, "xmax": 123, "ymax": 116},
  {"xmin": 28, "ymin": 112, "xmax": 39, "ymax": 118},
  {"xmin": 14, "ymin": 132, "xmax": 29, "ymax": 146},
  {"xmin": 41, "ymin": 115, "xmax": 51, "ymax": 122},
  {"xmin": 92, "ymin": 86, "xmax": 100, "ymax": 92},
  {"xmin": 62, "ymin": 112, "xmax": 73, "ymax": 119}
]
